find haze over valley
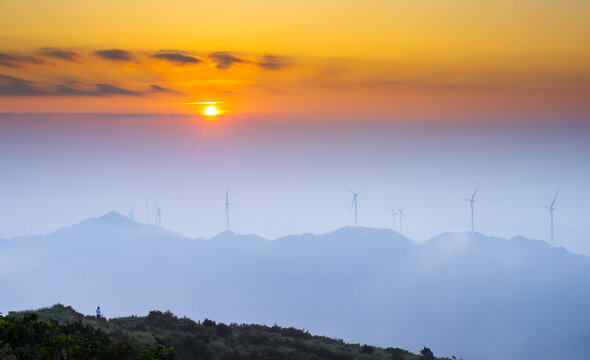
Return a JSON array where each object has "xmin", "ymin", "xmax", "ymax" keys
[{"xmin": 3, "ymin": 210, "xmax": 590, "ymax": 360}]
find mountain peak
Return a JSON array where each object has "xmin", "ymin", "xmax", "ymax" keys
[
  {"xmin": 95, "ymin": 211, "xmax": 130, "ymax": 224},
  {"xmin": 47, "ymin": 211, "xmax": 181, "ymax": 239},
  {"xmin": 209, "ymin": 231, "xmax": 267, "ymax": 243}
]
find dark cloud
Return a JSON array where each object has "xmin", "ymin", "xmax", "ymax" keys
[
  {"xmin": 0, "ymin": 74, "xmax": 143, "ymax": 97},
  {"xmin": 209, "ymin": 52, "xmax": 245, "ymax": 70},
  {"xmin": 257, "ymin": 54, "xmax": 289, "ymax": 70},
  {"xmin": 152, "ymin": 52, "xmax": 202, "ymax": 65},
  {"xmin": 37, "ymin": 47, "xmax": 79, "ymax": 62},
  {"xmin": 150, "ymin": 84, "xmax": 180, "ymax": 93},
  {"xmin": 56, "ymin": 83, "xmax": 143, "ymax": 96},
  {"xmin": 0, "ymin": 53, "xmax": 45, "ymax": 67},
  {"xmin": 0, "ymin": 74, "xmax": 47, "ymax": 95},
  {"xmin": 94, "ymin": 84, "xmax": 142, "ymax": 96},
  {"xmin": 93, "ymin": 49, "xmax": 136, "ymax": 62}
]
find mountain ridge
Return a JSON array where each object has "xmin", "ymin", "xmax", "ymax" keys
[{"xmin": 6, "ymin": 211, "xmax": 568, "ymax": 255}]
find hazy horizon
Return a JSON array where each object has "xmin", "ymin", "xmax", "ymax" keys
[{"xmin": 2, "ymin": 113, "xmax": 589, "ymax": 254}]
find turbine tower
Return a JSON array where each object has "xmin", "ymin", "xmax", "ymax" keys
[
  {"xmin": 143, "ymin": 196, "xmax": 149, "ymax": 224},
  {"xmin": 155, "ymin": 202, "xmax": 162, "ymax": 227},
  {"xmin": 386, "ymin": 201, "xmax": 397, "ymax": 231},
  {"xmin": 397, "ymin": 201, "xmax": 408, "ymax": 235},
  {"xmin": 467, "ymin": 183, "xmax": 479, "ymax": 235},
  {"xmin": 225, "ymin": 188, "xmax": 231, "ymax": 232},
  {"xmin": 546, "ymin": 188, "xmax": 559, "ymax": 245},
  {"xmin": 346, "ymin": 186, "xmax": 360, "ymax": 227}
]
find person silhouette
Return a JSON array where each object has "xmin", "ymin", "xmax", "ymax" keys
[{"xmin": 96, "ymin": 306, "xmax": 101, "ymax": 319}]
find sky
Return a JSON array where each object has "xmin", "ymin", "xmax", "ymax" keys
[
  {"xmin": 1, "ymin": 1, "xmax": 589, "ymax": 252},
  {"xmin": 1, "ymin": 0, "xmax": 589, "ymax": 120}
]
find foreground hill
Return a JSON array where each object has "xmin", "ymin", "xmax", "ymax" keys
[
  {"xmin": 2, "ymin": 304, "xmax": 448, "ymax": 360},
  {"xmin": 3, "ymin": 212, "xmax": 590, "ymax": 360}
]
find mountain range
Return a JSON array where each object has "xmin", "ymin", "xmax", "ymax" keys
[{"xmin": 2, "ymin": 211, "xmax": 590, "ymax": 360}]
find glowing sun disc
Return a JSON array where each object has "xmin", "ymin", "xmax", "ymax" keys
[{"xmin": 204, "ymin": 106, "xmax": 219, "ymax": 116}]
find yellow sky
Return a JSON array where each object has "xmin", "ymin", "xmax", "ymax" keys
[
  {"xmin": 2, "ymin": 1, "xmax": 588, "ymax": 59},
  {"xmin": 1, "ymin": 0, "xmax": 589, "ymax": 120}
]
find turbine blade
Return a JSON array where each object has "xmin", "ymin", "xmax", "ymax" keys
[
  {"xmin": 345, "ymin": 184, "xmax": 355, "ymax": 195},
  {"xmin": 386, "ymin": 200, "xmax": 394, "ymax": 211},
  {"xmin": 471, "ymin": 183, "xmax": 480, "ymax": 201},
  {"xmin": 401, "ymin": 199, "xmax": 409, "ymax": 210},
  {"xmin": 551, "ymin": 188, "xmax": 560, "ymax": 208}
]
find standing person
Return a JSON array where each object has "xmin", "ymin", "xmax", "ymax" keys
[{"xmin": 96, "ymin": 306, "xmax": 101, "ymax": 319}]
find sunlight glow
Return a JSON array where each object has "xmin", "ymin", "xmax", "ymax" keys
[{"xmin": 204, "ymin": 106, "xmax": 220, "ymax": 116}]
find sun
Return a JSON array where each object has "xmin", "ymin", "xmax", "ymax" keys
[{"xmin": 204, "ymin": 106, "xmax": 220, "ymax": 116}]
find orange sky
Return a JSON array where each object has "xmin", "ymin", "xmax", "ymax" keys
[{"xmin": 1, "ymin": 0, "xmax": 589, "ymax": 121}]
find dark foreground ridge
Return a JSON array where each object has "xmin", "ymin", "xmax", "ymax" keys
[{"xmin": 1, "ymin": 304, "xmax": 454, "ymax": 360}]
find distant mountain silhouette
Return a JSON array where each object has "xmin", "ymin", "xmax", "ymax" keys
[
  {"xmin": 48, "ymin": 211, "xmax": 182, "ymax": 239},
  {"xmin": 2, "ymin": 214, "xmax": 590, "ymax": 360}
]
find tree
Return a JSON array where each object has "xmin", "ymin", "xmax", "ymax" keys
[
  {"xmin": 360, "ymin": 344, "xmax": 374, "ymax": 354},
  {"xmin": 421, "ymin": 346, "xmax": 435, "ymax": 360},
  {"xmin": 139, "ymin": 344, "xmax": 177, "ymax": 360}
]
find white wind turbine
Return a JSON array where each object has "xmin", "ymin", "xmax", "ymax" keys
[
  {"xmin": 386, "ymin": 200, "xmax": 397, "ymax": 231},
  {"xmin": 225, "ymin": 188, "xmax": 231, "ymax": 232},
  {"xmin": 128, "ymin": 201, "xmax": 135, "ymax": 221},
  {"xmin": 546, "ymin": 188, "xmax": 560, "ymax": 245},
  {"xmin": 128, "ymin": 201, "xmax": 135, "ymax": 233},
  {"xmin": 155, "ymin": 202, "xmax": 162, "ymax": 227},
  {"xmin": 346, "ymin": 186, "xmax": 360, "ymax": 227},
  {"xmin": 467, "ymin": 183, "xmax": 479, "ymax": 235},
  {"xmin": 143, "ymin": 195, "xmax": 149, "ymax": 224}
]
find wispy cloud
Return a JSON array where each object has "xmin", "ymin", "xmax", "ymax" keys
[
  {"xmin": 0, "ymin": 53, "xmax": 45, "ymax": 67},
  {"xmin": 0, "ymin": 74, "xmax": 143, "ymax": 97},
  {"xmin": 150, "ymin": 84, "xmax": 181, "ymax": 93},
  {"xmin": 152, "ymin": 52, "xmax": 202, "ymax": 65},
  {"xmin": 209, "ymin": 52, "xmax": 245, "ymax": 70},
  {"xmin": 56, "ymin": 83, "xmax": 143, "ymax": 96},
  {"xmin": 257, "ymin": 54, "xmax": 289, "ymax": 70},
  {"xmin": 0, "ymin": 74, "xmax": 47, "ymax": 95},
  {"xmin": 94, "ymin": 49, "xmax": 136, "ymax": 62},
  {"xmin": 37, "ymin": 47, "xmax": 79, "ymax": 62}
]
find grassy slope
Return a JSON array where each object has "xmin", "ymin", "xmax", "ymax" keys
[{"xmin": 9, "ymin": 304, "xmax": 451, "ymax": 360}]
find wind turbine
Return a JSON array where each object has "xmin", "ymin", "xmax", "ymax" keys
[
  {"xmin": 128, "ymin": 201, "xmax": 135, "ymax": 221},
  {"xmin": 155, "ymin": 202, "xmax": 162, "ymax": 227},
  {"xmin": 397, "ymin": 201, "xmax": 408, "ymax": 235},
  {"xmin": 143, "ymin": 195, "xmax": 149, "ymax": 224},
  {"xmin": 386, "ymin": 200, "xmax": 397, "ymax": 231},
  {"xmin": 225, "ymin": 188, "xmax": 231, "ymax": 232},
  {"xmin": 128, "ymin": 201, "xmax": 135, "ymax": 233},
  {"xmin": 546, "ymin": 188, "xmax": 559, "ymax": 245},
  {"xmin": 346, "ymin": 186, "xmax": 360, "ymax": 227},
  {"xmin": 467, "ymin": 183, "xmax": 479, "ymax": 235}
]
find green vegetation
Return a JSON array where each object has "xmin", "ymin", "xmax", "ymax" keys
[{"xmin": 1, "ymin": 305, "xmax": 454, "ymax": 360}]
